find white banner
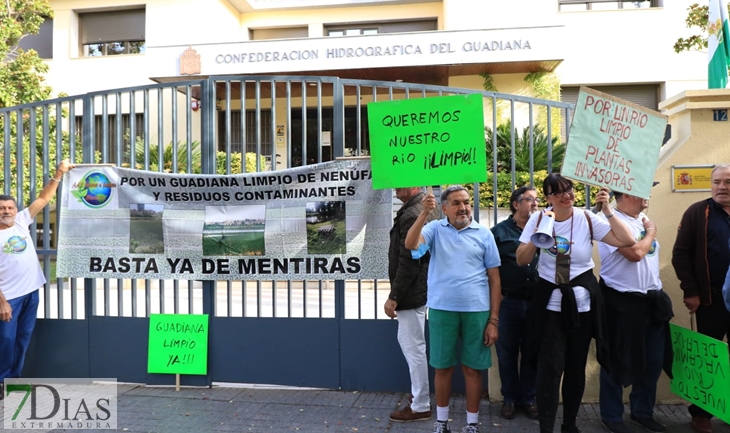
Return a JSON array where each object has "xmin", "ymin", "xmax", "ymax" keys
[{"xmin": 57, "ymin": 159, "xmax": 391, "ymax": 280}]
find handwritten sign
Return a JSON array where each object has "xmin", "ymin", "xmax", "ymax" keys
[
  {"xmin": 670, "ymin": 324, "xmax": 730, "ymax": 423},
  {"xmin": 562, "ymin": 87, "xmax": 667, "ymax": 199},
  {"xmin": 367, "ymin": 94, "xmax": 487, "ymax": 189},
  {"xmin": 148, "ymin": 314, "xmax": 209, "ymax": 375}
]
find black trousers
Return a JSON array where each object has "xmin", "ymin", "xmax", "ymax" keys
[
  {"xmin": 688, "ymin": 291, "xmax": 730, "ymax": 419},
  {"xmin": 536, "ymin": 310, "xmax": 594, "ymax": 433}
]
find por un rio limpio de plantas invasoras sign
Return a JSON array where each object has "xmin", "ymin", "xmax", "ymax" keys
[{"xmin": 561, "ymin": 86, "xmax": 667, "ymax": 199}]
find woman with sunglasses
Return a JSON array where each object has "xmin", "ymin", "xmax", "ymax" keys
[{"xmin": 515, "ymin": 173, "xmax": 634, "ymax": 433}]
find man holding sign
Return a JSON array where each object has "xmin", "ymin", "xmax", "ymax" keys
[
  {"xmin": 597, "ymin": 190, "xmax": 673, "ymax": 433},
  {"xmin": 0, "ymin": 160, "xmax": 75, "ymax": 397},
  {"xmin": 385, "ymin": 186, "xmax": 439, "ymax": 423},
  {"xmin": 406, "ymin": 185, "xmax": 501, "ymax": 433}
]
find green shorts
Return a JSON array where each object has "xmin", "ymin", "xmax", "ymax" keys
[{"xmin": 428, "ymin": 308, "xmax": 492, "ymax": 370}]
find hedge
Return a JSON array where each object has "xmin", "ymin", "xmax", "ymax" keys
[{"xmin": 454, "ymin": 171, "xmax": 601, "ymax": 208}]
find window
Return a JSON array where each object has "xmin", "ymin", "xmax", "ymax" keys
[
  {"xmin": 326, "ymin": 19, "xmax": 436, "ymax": 37},
  {"xmin": 251, "ymin": 27, "xmax": 308, "ymax": 40},
  {"xmin": 559, "ymin": 0, "xmax": 661, "ymax": 11},
  {"xmin": 79, "ymin": 8, "xmax": 145, "ymax": 57},
  {"xmin": 75, "ymin": 114, "xmax": 145, "ymax": 163},
  {"xmin": 290, "ymin": 107, "xmax": 369, "ymax": 167},
  {"xmin": 19, "ymin": 17, "xmax": 53, "ymax": 59},
  {"xmin": 217, "ymin": 110, "xmax": 273, "ymax": 157},
  {"xmin": 328, "ymin": 28, "xmax": 379, "ymax": 37}
]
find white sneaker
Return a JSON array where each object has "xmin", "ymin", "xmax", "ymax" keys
[
  {"xmin": 433, "ymin": 421, "xmax": 451, "ymax": 433},
  {"xmin": 461, "ymin": 424, "xmax": 480, "ymax": 433}
]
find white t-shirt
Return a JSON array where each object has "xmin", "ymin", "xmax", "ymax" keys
[
  {"xmin": 598, "ymin": 211, "xmax": 661, "ymax": 293},
  {"xmin": 0, "ymin": 209, "xmax": 46, "ymax": 301},
  {"xmin": 520, "ymin": 208, "xmax": 611, "ymax": 312}
]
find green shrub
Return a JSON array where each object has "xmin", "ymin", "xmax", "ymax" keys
[
  {"xmin": 452, "ymin": 171, "xmax": 600, "ymax": 209},
  {"xmin": 485, "ymin": 124, "xmax": 565, "ymax": 173},
  {"xmin": 127, "ymin": 135, "xmax": 266, "ymax": 174}
]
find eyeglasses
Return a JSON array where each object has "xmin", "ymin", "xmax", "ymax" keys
[
  {"xmin": 548, "ymin": 187, "xmax": 574, "ymax": 198},
  {"xmin": 519, "ymin": 197, "xmax": 540, "ymax": 203}
]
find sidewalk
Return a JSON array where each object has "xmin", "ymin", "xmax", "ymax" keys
[{"xmin": 3, "ymin": 384, "xmax": 725, "ymax": 433}]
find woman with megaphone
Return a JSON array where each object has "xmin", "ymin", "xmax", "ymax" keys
[{"xmin": 515, "ymin": 173, "xmax": 634, "ymax": 433}]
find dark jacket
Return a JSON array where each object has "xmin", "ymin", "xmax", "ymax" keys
[
  {"xmin": 388, "ymin": 192, "xmax": 438, "ymax": 310},
  {"xmin": 600, "ymin": 280, "xmax": 674, "ymax": 386},
  {"xmin": 528, "ymin": 271, "xmax": 609, "ymax": 369},
  {"xmin": 672, "ymin": 199, "xmax": 714, "ymax": 305},
  {"xmin": 491, "ymin": 215, "xmax": 539, "ymax": 299}
]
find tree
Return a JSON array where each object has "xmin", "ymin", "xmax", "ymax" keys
[
  {"xmin": 673, "ymin": 2, "xmax": 730, "ymax": 53},
  {"xmin": 0, "ymin": 1, "xmax": 84, "ymax": 203},
  {"xmin": 0, "ymin": 0, "xmax": 53, "ymax": 107}
]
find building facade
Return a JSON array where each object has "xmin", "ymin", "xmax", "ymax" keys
[{"xmin": 22, "ymin": 0, "xmax": 705, "ymax": 169}]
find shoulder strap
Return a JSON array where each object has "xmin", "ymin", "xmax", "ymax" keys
[
  {"xmin": 584, "ymin": 210, "xmax": 594, "ymax": 244},
  {"xmin": 535, "ymin": 211, "xmax": 543, "ymax": 233}
]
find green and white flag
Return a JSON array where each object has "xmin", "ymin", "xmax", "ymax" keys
[{"xmin": 709, "ymin": 0, "xmax": 730, "ymax": 88}]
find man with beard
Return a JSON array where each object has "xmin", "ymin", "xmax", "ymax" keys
[
  {"xmin": 672, "ymin": 164, "xmax": 730, "ymax": 433},
  {"xmin": 406, "ymin": 185, "xmax": 502, "ymax": 433},
  {"xmin": 0, "ymin": 160, "xmax": 74, "ymax": 398}
]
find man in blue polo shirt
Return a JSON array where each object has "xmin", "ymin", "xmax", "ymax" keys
[{"xmin": 405, "ymin": 185, "xmax": 502, "ymax": 433}]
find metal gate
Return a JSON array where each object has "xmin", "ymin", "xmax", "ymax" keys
[{"xmin": 0, "ymin": 76, "xmax": 573, "ymax": 392}]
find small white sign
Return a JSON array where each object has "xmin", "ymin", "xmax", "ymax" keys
[{"xmin": 322, "ymin": 131, "xmax": 331, "ymax": 147}]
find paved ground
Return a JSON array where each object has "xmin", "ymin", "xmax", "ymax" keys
[{"xmin": 3, "ymin": 384, "xmax": 728, "ymax": 433}]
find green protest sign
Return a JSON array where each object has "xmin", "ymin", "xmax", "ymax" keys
[
  {"xmin": 367, "ymin": 93, "xmax": 487, "ymax": 189},
  {"xmin": 148, "ymin": 314, "xmax": 209, "ymax": 375},
  {"xmin": 561, "ymin": 87, "xmax": 667, "ymax": 199},
  {"xmin": 670, "ymin": 324, "xmax": 730, "ymax": 423}
]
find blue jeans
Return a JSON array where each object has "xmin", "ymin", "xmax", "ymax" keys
[
  {"xmin": 0, "ymin": 290, "xmax": 40, "ymax": 381},
  {"xmin": 599, "ymin": 319, "xmax": 665, "ymax": 422},
  {"xmin": 495, "ymin": 295, "xmax": 536, "ymax": 405}
]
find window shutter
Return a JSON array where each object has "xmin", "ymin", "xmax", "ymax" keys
[
  {"xmin": 80, "ymin": 9, "xmax": 145, "ymax": 45},
  {"xmin": 561, "ymin": 85, "xmax": 658, "ymax": 110},
  {"xmin": 560, "ymin": 84, "xmax": 659, "ymax": 138},
  {"xmin": 19, "ymin": 18, "xmax": 53, "ymax": 59}
]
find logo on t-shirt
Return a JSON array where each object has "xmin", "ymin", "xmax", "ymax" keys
[
  {"xmin": 545, "ymin": 235, "xmax": 571, "ymax": 257},
  {"xmin": 639, "ymin": 230, "xmax": 658, "ymax": 256},
  {"xmin": 2, "ymin": 235, "xmax": 28, "ymax": 254}
]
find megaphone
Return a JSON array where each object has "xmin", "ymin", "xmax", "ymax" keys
[{"xmin": 531, "ymin": 210, "xmax": 556, "ymax": 249}]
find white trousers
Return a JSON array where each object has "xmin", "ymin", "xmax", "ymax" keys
[{"xmin": 397, "ymin": 305, "xmax": 430, "ymax": 413}]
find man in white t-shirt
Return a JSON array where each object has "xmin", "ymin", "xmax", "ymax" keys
[
  {"xmin": 0, "ymin": 160, "xmax": 74, "ymax": 398},
  {"xmin": 597, "ymin": 191, "xmax": 673, "ymax": 433}
]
